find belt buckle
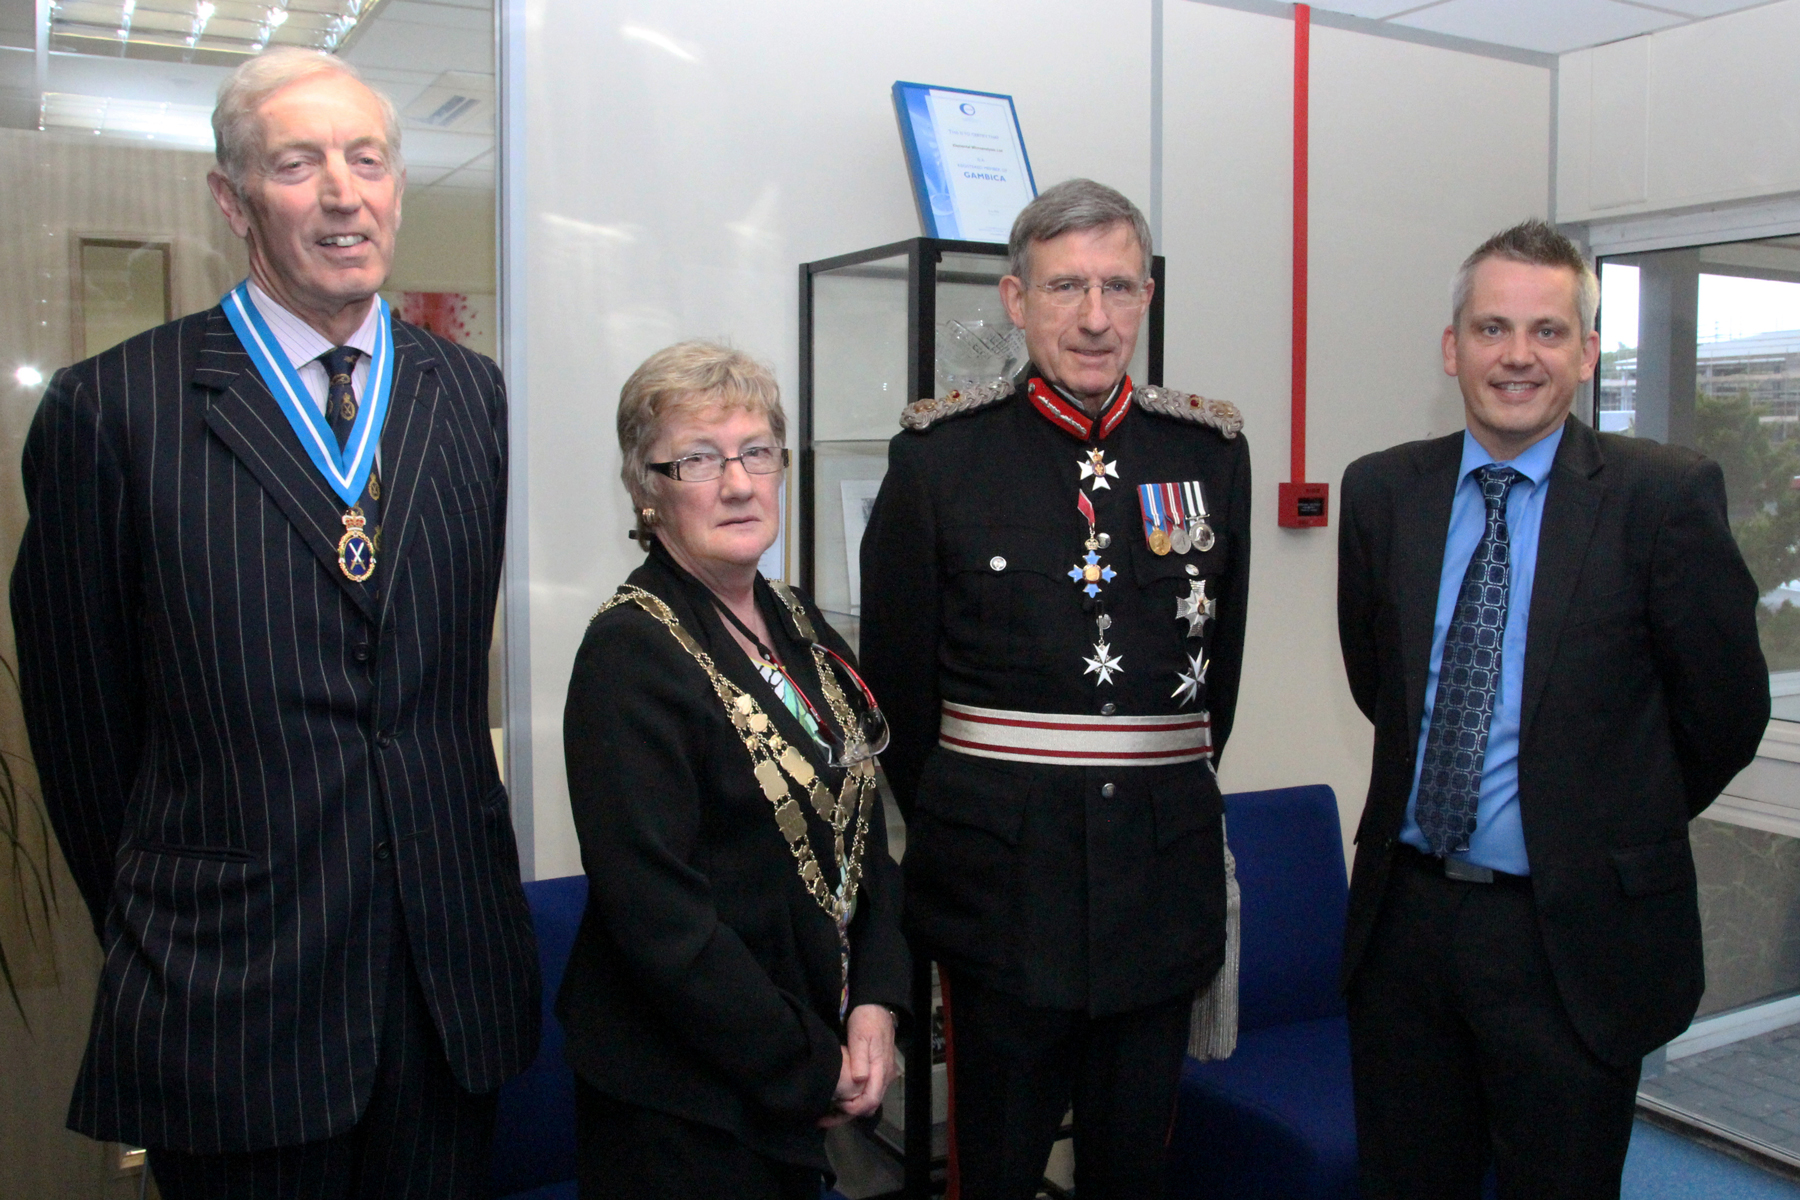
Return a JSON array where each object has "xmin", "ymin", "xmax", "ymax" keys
[{"xmin": 1443, "ymin": 858, "xmax": 1495, "ymax": 884}]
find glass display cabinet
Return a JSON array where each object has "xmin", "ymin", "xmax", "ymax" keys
[{"xmin": 797, "ymin": 237, "xmax": 1165, "ymax": 654}]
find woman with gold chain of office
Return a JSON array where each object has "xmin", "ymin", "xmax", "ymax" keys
[{"xmin": 559, "ymin": 340, "xmax": 909, "ymax": 1199}]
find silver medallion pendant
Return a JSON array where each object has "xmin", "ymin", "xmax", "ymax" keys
[
  {"xmin": 1191, "ymin": 518, "xmax": 1215, "ymax": 553},
  {"xmin": 1175, "ymin": 579, "xmax": 1216, "ymax": 638},
  {"xmin": 1083, "ymin": 613, "xmax": 1123, "ymax": 685},
  {"xmin": 1170, "ymin": 523, "xmax": 1192, "ymax": 555}
]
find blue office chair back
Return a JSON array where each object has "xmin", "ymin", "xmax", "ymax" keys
[
  {"xmin": 489, "ymin": 874, "xmax": 587, "ymax": 1199},
  {"xmin": 1226, "ymin": 785, "xmax": 1349, "ymax": 1032}
]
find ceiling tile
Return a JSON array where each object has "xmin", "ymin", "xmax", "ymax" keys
[
  {"xmin": 1392, "ymin": 0, "xmax": 1683, "ymax": 53},
  {"xmin": 344, "ymin": 17, "xmax": 491, "ymax": 75},
  {"xmin": 400, "ymin": 126, "xmax": 491, "ymax": 169},
  {"xmin": 1302, "ymin": 1, "xmax": 1442, "ymax": 17},
  {"xmin": 1640, "ymin": 0, "xmax": 1773, "ymax": 15},
  {"xmin": 428, "ymin": 167, "xmax": 495, "ymax": 192},
  {"xmin": 378, "ymin": 1, "xmax": 495, "ymax": 34}
]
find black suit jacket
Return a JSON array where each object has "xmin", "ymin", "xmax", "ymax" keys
[
  {"xmin": 559, "ymin": 546, "xmax": 910, "ymax": 1170},
  {"xmin": 1337, "ymin": 417, "xmax": 1769, "ymax": 1067},
  {"xmin": 860, "ymin": 372, "xmax": 1250, "ymax": 1015},
  {"xmin": 11, "ymin": 306, "xmax": 541, "ymax": 1153}
]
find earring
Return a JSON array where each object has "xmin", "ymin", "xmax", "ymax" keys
[{"xmin": 639, "ymin": 507, "xmax": 657, "ymax": 526}]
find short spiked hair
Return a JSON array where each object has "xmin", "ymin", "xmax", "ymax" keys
[{"xmin": 1452, "ymin": 219, "xmax": 1599, "ymax": 338}]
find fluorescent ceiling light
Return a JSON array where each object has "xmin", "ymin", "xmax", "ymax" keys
[
  {"xmin": 40, "ymin": 91, "xmax": 216, "ymax": 149},
  {"xmin": 16, "ymin": 367, "xmax": 44, "ymax": 388},
  {"xmin": 48, "ymin": 0, "xmax": 387, "ymax": 62}
]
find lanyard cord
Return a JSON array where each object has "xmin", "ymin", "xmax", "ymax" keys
[{"xmin": 712, "ymin": 597, "xmax": 832, "ymax": 741}]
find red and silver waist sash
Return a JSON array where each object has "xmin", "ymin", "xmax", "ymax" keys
[{"xmin": 938, "ymin": 701, "xmax": 1212, "ymax": 768}]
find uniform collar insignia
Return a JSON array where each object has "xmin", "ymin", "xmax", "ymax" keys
[{"xmin": 1026, "ymin": 374, "xmax": 1133, "ymax": 441}]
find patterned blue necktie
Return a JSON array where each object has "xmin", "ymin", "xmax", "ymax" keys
[
  {"xmin": 321, "ymin": 345, "xmax": 361, "ymax": 451},
  {"xmin": 1415, "ymin": 464, "xmax": 1521, "ymax": 857}
]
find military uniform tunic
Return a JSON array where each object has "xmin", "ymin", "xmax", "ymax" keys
[{"xmin": 860, "ymin": 366, "xmax": 1251, "ymax": 1016}]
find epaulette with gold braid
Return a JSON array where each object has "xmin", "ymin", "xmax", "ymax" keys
[
  {"xmin": 1134, "ymin": 384, "xmax": 1243, "ymax": 439},
  {"xmin": 899, "ymin": 376, "xmax": 1016, "ymax": 431}
]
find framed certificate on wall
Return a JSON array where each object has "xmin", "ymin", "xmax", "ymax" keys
[{"xmin": 892, "ymin": 81, "xmax": 1037, "ymax": 244}]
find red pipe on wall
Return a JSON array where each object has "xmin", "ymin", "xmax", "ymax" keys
[
  {"xmin": 1291, "ymin": 1, "xmax": 1309, "ymax": 486},
  {"xmin": 1278, "ymin": 3, "xmax": 1329, "ymax": 528}
]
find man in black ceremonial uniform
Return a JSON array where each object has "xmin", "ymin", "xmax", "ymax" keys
[{"xmin": 860, "ymin": 179, "xmax": 1251, "ymax": 1199}]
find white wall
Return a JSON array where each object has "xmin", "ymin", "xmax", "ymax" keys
[
  {"xmin": 516, "ymin": 0, "xmax": 1152, "ymax": 878},
  {"xmin": 1160, "ymin": 4, "xmax": 1551, "ymax": 854},
  {"xmin": 514, "ymin": 0, "xmax": 1557, "ymax": 877},
  {"xmin": 1557, "ymin": 0, "xmax": 1800, "ymax": 223},
  {"xmin": 511, "ymin": 0, "xmax": 1562, "ymax": 877}
]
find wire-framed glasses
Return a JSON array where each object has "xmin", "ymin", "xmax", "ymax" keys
[
  {"xmin": 650, "ymin": 446, "xmax": 790, "ymax": 482},
  {"xmin": 1033, "ymin": 277, "xmax": 1149, "ymax": 311}
]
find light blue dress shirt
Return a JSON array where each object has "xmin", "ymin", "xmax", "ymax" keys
[{"xmin": 1399, "ymin": 425, "xmax": 1564, "ymax": 876}]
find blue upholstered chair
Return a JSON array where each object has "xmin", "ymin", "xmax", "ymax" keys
[
  {"xmin": 489, "ymin": 873, "xmax": 586, "ymax": 1200},
  {"xmin": 488, "ymin": 873, "xmax": 855, "ymax": 1200},
  {"xmin": 1165, "ymin": 784, "xmax": 1359, "ymax": 1200}
]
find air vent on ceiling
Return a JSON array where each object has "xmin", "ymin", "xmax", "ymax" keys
[{"xmin": 402, "ymin": 71, "xmax": 494, "ymax": 130}]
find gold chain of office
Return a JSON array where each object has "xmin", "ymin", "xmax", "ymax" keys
[{"xmin": 597, "ymin": 583, "xmax": 873, "ymax": 924}]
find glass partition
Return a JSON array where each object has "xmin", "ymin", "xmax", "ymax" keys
[
  {"xmin": 1601, "ymin": 236, "xmax": 1800, "ymax": 1168},
  {"xmin": 1597, "ymin": 240, "xmax": 1800, "ymax": 710}
]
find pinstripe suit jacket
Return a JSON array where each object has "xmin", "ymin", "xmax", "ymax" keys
[{"xmin": 11, "ymin": 305, "xmax": 541, "ymax": 1154}]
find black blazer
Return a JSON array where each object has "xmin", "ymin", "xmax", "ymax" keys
[
  {"xmin": 11, "ymin": 307, "xmax": 541, "ymax": 1153},
  {"xmin": 1338, "ymin": 417, "xmax": 1769, "ymax": 1067},
  {"xmin": 559, "ymin": 546, "xmax": 909, "ymax": 1169},
  {"xmin": 859, "ymin": 374, "xmax": 1250, "ymax": 1015}
]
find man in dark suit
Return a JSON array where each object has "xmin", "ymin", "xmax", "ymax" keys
[
  {"xmin": 1337, "ymin": 219, "xmax": 1768, "ymax": 1198},
  {"xmin": 11, "ymin": 48, "xmax": 538, "ymax": 1199}
]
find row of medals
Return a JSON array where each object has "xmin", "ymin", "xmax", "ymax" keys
[
  {"xmin": 1148, "ymin": 512, "xmax": 1214, "ymax": 557},
  {"xmin": 1074, "ymin": 448, "xmax": 1216, "ymax": 702}
]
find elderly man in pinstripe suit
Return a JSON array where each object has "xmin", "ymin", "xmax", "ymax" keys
[{"xmin": 11, "ymin": 48, "xmax": 539, "ymax": 1199}]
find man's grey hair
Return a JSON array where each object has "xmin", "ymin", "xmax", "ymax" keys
[
  {"xmin": 213, "ymin": 48, "xmax": 404, "ymax": 194},
  {"xmin": 1007, "ymin": 179, "xmax": 1154, "ymax": 283},
  {"xmin": 1451, "ymin": 219, "xmax": 1599, "ymax": 338}
]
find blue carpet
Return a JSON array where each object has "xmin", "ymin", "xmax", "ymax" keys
[{"xmin": 1624, "ymin": 1120, "xmax": 1800, "ymax": 1199}]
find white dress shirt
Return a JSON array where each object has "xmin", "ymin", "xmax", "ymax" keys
[{"xmin": 246, "ymin": 279, "xmax": 382, "ymax": 416}]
